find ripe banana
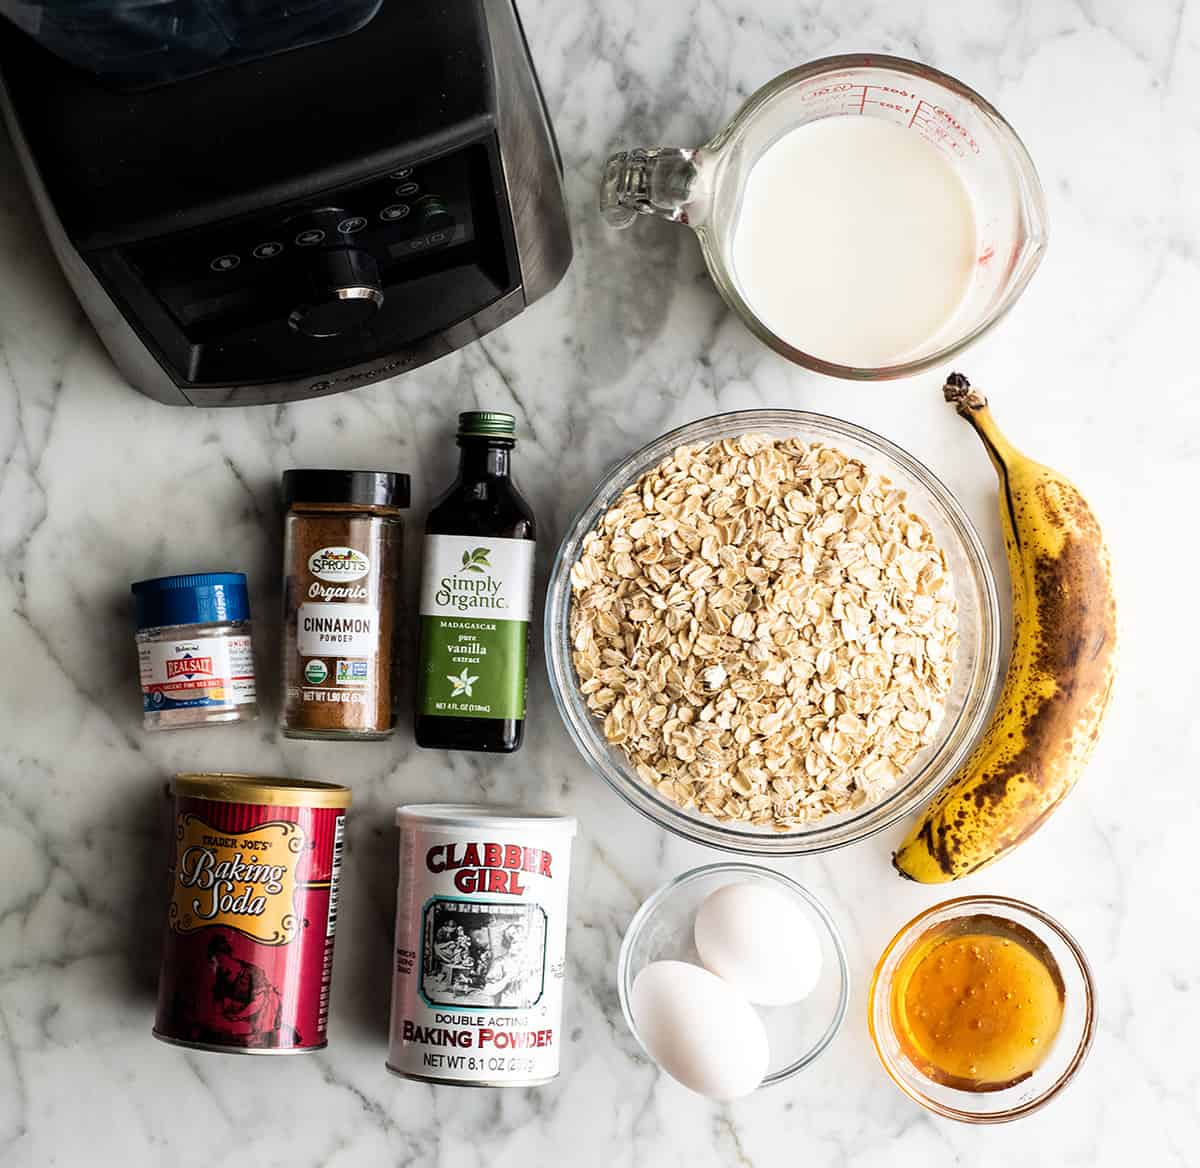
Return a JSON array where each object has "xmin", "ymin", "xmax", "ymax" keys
[{"xmin": 893, "ymin": 373, "xmax": 1117, "ymax": 882}]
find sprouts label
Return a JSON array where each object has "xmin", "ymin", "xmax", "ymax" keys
[
  {"xmin": 417, "ymin": 536, "xmax": 534, "ymax": 720},
  {"xmin": 308, "ymin": 545, "xmax": 371, "ymax": 583}
]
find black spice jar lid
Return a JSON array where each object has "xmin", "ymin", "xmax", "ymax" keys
[{"xmin": 283, "ymin": 469, "xmax": 411, "ymax": 509}]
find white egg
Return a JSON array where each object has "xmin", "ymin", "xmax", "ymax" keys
[
  {"xmin": 629, "ymin": 960, "xmax": 769, "ymax": 1101},
  {"xmin": 694, "ymin": 880, "xmax": 822, "ymax": 1006}
]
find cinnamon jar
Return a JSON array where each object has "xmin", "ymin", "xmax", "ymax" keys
[{"xmin": 281, "ymin": 470, "xmax": 409, "ymax": 740}]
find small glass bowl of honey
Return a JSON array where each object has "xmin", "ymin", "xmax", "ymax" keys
[{"xmin": 869, "ymin": 896, "xmax": 1095, "ymax": 1122}]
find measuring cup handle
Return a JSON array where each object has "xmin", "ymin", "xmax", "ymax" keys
[{"xmin": 600, "ymin": 148, "xmax": 701, "ymax": 229}]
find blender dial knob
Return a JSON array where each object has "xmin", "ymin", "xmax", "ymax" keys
[{"xmin": 289, "ymin": 247, "xmax": 384, "ymax": 339}]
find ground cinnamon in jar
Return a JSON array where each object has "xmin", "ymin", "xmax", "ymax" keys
[{"xmin": 281, "ymin": 470, "xmax": 409, "ymax": 739}]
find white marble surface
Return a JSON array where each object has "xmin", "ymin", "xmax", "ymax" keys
[{"xmin": 1, "ymin": 1, "xmax": 1197, "ymax": 1164}]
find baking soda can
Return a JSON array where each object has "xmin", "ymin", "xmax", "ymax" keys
[
  {"xmin": 386, "ymin": 804, "xmax": 577, "ymax": 1086},
  {"xmin": 154, "ymin": 773, "xmax": 351, "ymax": 1055}
]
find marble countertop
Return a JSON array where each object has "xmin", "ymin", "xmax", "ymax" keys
[{"xmin": 1, "ymin": 1, "xmax": 1197, "ymax": 1165}]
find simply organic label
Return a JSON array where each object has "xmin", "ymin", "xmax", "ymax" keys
[
  {"xmin": 168, "ymin": 815, "xmax": 304, "ymax": 945},
  {"xmin": 417, "ymin": 536, "xmax": 534, "ymax": 720}
]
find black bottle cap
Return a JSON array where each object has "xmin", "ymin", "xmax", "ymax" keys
[{"xmin": 282, "ymin": 469, "xmax": 411, "ymax": 509}]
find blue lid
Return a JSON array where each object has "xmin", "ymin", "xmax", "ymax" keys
[{"xmin": 131, "ymin": 572, "xmax": 251, "ymax": 630}]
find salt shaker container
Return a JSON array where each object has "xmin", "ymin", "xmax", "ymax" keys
[{"xmin": 131, "ymin": 572, "xmax": 259, "ymax": 730}]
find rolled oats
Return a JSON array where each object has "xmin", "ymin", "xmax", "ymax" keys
[{"xmin": 568, "ymin": 434, "xmax": 959, "ymax": 831}]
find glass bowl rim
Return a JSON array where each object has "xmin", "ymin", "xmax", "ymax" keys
[
  {"xmin": 867, "ymin": 893, "xmax": 1097, "ymax": 1123},
  {"xmin": 617, "ymin": 861, "xmax": 851, "ymax": 1088},
  {"xmin": 545, "ymin": 408, "xmax": 1002, "ymax": 855}
]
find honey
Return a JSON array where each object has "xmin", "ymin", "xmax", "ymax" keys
[{"xmin": 890, "ymin": 913, "xmax": 1065, "ymax": 1091}]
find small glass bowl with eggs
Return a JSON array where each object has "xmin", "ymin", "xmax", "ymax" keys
[{"xmin": 618, "ymin": 863, "xmax": 849, "ymax": 1100}]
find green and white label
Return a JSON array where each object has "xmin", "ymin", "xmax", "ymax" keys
[{"xmin": 417, "ymin": 535, "xmax": 535, "ymax": 720}]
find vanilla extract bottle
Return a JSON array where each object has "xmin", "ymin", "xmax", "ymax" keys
[{"xmin": 414, "ymin": 412, "xmax": 536, "ymax": 752}]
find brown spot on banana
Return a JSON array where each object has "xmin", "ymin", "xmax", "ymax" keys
[{"xmin": 893, "ymin": 375, "xmax": 1117, "ymax": 883}]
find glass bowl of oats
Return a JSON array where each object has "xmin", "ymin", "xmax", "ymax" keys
[{"xmin": 545, "ymin": 410, "xmax": 1001, "ymax": 855}]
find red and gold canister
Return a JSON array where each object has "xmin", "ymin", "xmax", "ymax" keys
[{"xmin": 154, "ymin": 773, "xmax": 351, "ymax": 1055}]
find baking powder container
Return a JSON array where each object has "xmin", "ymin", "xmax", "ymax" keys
[
  {"xmin": 132, "ymin": 572, "xmax": 259, "ymax": 730},
  {"xmin": 386, "ymin": 804, "xmax": 577, "ymax": 1086},
  {"xmin": 154, "ymin": 774, "xmax": 350, "ymax": 1055}
]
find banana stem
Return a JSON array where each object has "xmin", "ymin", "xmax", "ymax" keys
[{"xmin": 943, "ymin": 372, "xmax": 1024, "ymax": 473}]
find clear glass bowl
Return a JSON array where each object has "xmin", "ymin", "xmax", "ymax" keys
[
  {"xmin": 545, "ymin": 409, "xmax": 1001, "ymax": 855},
  {"xmin": 868, "ymin": 895, "xmax": 1096, "ymax": 1122},
  {"xmin": 618, "ymin": 863, "xmax": 849, "ymax": 1089}
]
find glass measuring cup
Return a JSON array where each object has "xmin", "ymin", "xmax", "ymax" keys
[{"xmin": 600, "ymin": 54, "xmax": 1047, "ymax": 380}]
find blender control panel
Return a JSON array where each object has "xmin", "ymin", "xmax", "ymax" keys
[{"xmin": 110, "ymin": 141, "xmax": 518, "ymax": 386}]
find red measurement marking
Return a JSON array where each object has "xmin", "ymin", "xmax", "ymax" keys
[
  {"xmin": 800, "ymin": 82, "xmax": 856, "ymax": 101},
  {"xmin": 803, "ymin": 84, "xmax": 983, "ymax": 154}
]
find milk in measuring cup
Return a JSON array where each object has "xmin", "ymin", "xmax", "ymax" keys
[{"xmin": 731, "ymin": 117, "xmax": 977, "ymax": 368}]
